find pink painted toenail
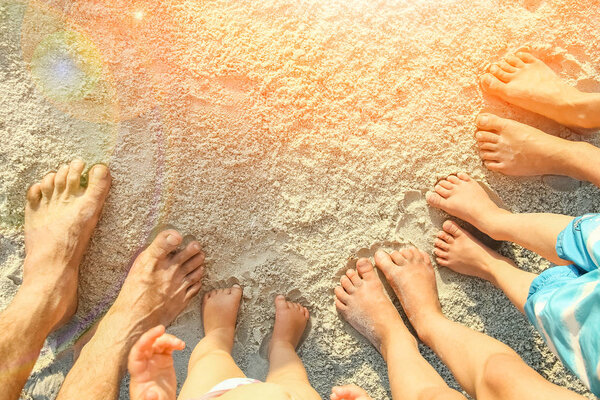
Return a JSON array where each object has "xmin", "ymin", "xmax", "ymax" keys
[{"xmin": 166, "ymin": 234, "xmax": 179, "ymax": 245}]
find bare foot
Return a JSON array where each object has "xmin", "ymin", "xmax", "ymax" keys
[
  {"xmin": 434, "ymin": 221, "xmax": 511, "ymax": 282},
  {"xmin": 334, "ymin": 259, "xmax": 407, "ymax": 352},
  {"xmin": 374, "ymin": 248, "xmax": 442, "ymax": 330},
  {"xmin": 475, "ymin": 113, "xmax": 572, "ymax": 176},
  {"xmin": 128, "ymin": 325, "xmax": 185, "ymax": 400},
  {"xmin": 269, "ymin": 295, "xmax": 309, "ymax": 354},
  {"xmin": 105, "ymin": 229, "xmax": 206, "ymax": 346},
  {"xmin": 426, "ymin": 173, "xmax": 504, "ymax": 230},
  {"xmin": 202, "ymin": 286, "xmax": 243, "ymax": 350},
  {"xmin": 481, "ymin": 50, "xmax": 599, "ymax": 129},
  {"xmin": 331, "ymin": 384, "xmax": 373, "ymax": 400},
  {"xmin": 22, "ymin": 160, "xmax": 111, "ymax": 329}
]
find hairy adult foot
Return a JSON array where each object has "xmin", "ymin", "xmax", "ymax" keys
[
  {"xmin": 331, "ymin": 384, "xmax": 373, "ymax": 400},
  {"xmin": 475, "ymin": 113, "xmax": 572, "ymax": 176},
  {"xmin": 426, "ymin": 173, "xmax": 504, "ymax": 231},
  {"xmin": 22, "ymin": 160, "xmax": 111, "ymax": 330},
  {"xmin": 334, "ymin": 259, "xmax": 406, "ymax": 352},
  {"xmin": 374, "ymin": 248, "xmax": 442, "ymax": 330},
  {"xmin": 481, "ymin": 51, "xmax": 600, "ymax": 129},
  {"xmin": 203, "ymin": 286, "xmax": 243, "ymax": 350},
  {"xmin": 269, "ymin": 295, "xmax": 309, "ymax": 355},
  {"xmin": 105, "ymin": 230, "xmax": 205, "ymax": 344},
  {"xmin": 434, "ymin": 221, "xmax": 511, "ymax": 282}
]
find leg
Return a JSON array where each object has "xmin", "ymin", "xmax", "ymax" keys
[
  {"xmin": 264, "ymin": 296, "xmax": 319, "ymax": 400},
  {"xmin": 334, "ymin": 258, "xmax": 466, "ymax": 400},
  {"xmin": 481, "ymin": 50, "xmax": 600, "ymax": 129},
  {"xmin": 426, "ymin": 172, "xmax": 574, "ymax": 265},
  {"xmin": 57, "ymin": 229, "xmax": 206, "ymax": 400},
  {"xmin": 375, "ymin": 248, "xmax": 586, "ymax": 400},
  {"xmin": 473, "ymin": 113, "xmax": 600, "ymax": 187},
  {"xmin": 177, "ymin": 286, "xmax": 245, "ymax": 399},
  {"xmin": 0, "ymin": 160, "xmax": 110, "ymax": 400},
  {"xmin": 434, "ymin": 220, "xmax": 536, "ymax": 312}
]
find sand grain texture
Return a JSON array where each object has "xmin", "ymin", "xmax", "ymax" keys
[{"xmin": 1, "ymin": 0, "xmax": 599, "ymax": 398}]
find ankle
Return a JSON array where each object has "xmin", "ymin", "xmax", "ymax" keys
[
  {"xmin": 410, "ymin": 311, "xmax": 447, "ymax": 345},
  {"xmin": 204, "ymin": 327, "xmax": 235, "ymax": 349},
  {"xmin": 566, "ymin": 92, "xmax": 600, "ymax": 129},
  {"xmin": 480, "ymin": 209, "xmax": 514, "ymax": 242}
]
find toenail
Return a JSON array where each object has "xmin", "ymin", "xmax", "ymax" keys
[
  {"xmin": 166, "ymin": 234, "xmax": 179, "ymax": 245},
  {"xmin": 233, "ymin": 284, "xmax": 240, "ymax": 288},
  {"xmin": 478, "ymin": 115, "xmax": 488, "ymax": 125},
  {"xmin": 92, "ymin": 165, "xmax": 108, "ymax": 179},
  {"xmin": 192, "ymin": 243, "xmax": 201, "ymax": 251}
]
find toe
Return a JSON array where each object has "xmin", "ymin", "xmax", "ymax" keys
[
  {"xmin": 443, "ymin": 220, "xmax": 462, "ymax": 237},
  {"xmin": 475, "ymin": 130, "xmax": 500, "ymax": 144},
  {"xmin": 340, "ymin": 275, "xmax": 355, "ymax": 294},
  {"xmin": 275, "ymin": 295, "xmax": 287, "ymax": 309},
  {"xmin": 181, "ymin": 251, "xmax": 205, "ymax": 274},
  {"xmin": 334, "ymin": 286, "xmax": 349, "ymax": 303},
  {"xmin": 438, "ymin": 180, "xmax": 454, "ymax": 190},
  {"xmin": 334, "ymin": 298, "xmax": 347, "ymax": 311},
  {"xmin": 389, "ymin": 250, "xmax": 405, "ymax": 266},
  {"xmin": 86, "ymin": 164, "xmax": 111, "ymax": 201},
  {"xmin": 356, "ymin": 258, "xmax": 377, "ymax": 281},
  {"xmin": 516, "ymin": 51, "xmax": 536, "ymax": 63},
  {"xmin": 505, "ymin": 55, "xmax": 525, "ymax": 68},
  {"xmin": 484, "ymin": 160, "xmax": 505, "ymax": 172},
  {"xmin": 26, "ymin": 183, "xmax": 42, "ymax": 208},
  {"xmin": 435, "ymin": 239, "xmax": 450, "ymax": 251},
  {"xmin": 497, "ymin": 60, "xmax": 517, "ymax": 73},
  {"xmin": 184, "ymin": 266, "xmax": 204, "ymax": 287},
  {"xmin": 476, "ymin": 113, "xmax": 506, "ymax": 132},
  {"xmin": 185, "ymin": 281, "xmax": 202, "ymax": 302},
  {"xmin": 426, "ymin": 192, "xmax": 446, "ymax": 209},
  {"xmin": 40, "ymin": 172, "xmax": 56, "ymax": 199},
  {"xmin": 437, "ymin": 258, "xmax": 449, "ymax": 267},
  {"xmin": 446, "ymin": 175, "xmax": 460, "ymax": 184},
  {"xmin": 490, "ymin": 64, "xmax": 512, "ymax": 83},
  {"xmin": 374, "ymin": 250, "xmax": 398, "ymax": 275},
  {"xmin": 54, "ymin": 164, "xmax": 69, "ymax": 193},
  {"xmin": 457, "ymin": 172, "xmax": 470, "ymax": 181},
  {"xmin": 436, "ymin": 230, "xmax": 454, "ymax": 243},
  {"xmin": 346, "ymin": 269, "xmax": 362, "ymax": 286},
  {"xmin": 434, "ymin": 184, "xmax": 451, "ymax": 198},
  {"xmin": 478, "ymin": 141, "xmax": 498, "ymax": 151},
  {"xmin": 173, "ymin": 241, "xmax": 202, "ymax": 265},
  {"xmin": 146, "ymin": 230, "xmax": 183, "ymax": 259},
  {"xmin": 480, "ymin": 73, "xmax": 506, "ymax": 94},
  {"xmin": 66, "ymin": 159, "xmax": 85, "ymax": 192},
  {"xmin": 434, "ymin": 248, "xmax": 448, "ymax": 259},
  {"xmin": 480, "ymin": 151, "xmax": 500, "ymax": 161}
]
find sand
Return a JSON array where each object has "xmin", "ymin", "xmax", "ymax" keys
[{"xmin": 1, "ymin": 0, "xmax": 600, "ymax": 398}]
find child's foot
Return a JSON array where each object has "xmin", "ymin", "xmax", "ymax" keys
[
  {"xmin": 374, "ymin": 248, "xmax": 442, "ymax": 330},
  {"xmin": 434, "ymin": 221, "xmax": 511, "ymax": 283},
  {"xmin": 21, "ymin": 160, "xmax": 111, "ymax": 330},
  {"xmin": 331, "ymin": 384, "xmax": 373, "ymax": 400},
  {"xmin": 480, "ymin": 50, "xmax": 597, "ymax": 129},
  {"xmin": 334, "ymin": 259, "xmax": 408, "ymax": 352},
  {"xmin": 269, "ymin": 296, "xmax": 309, "ymax": 354},
  {"xmin": 475, "ymin": 114, "xmax": 569, "ymax": 176},
  {"xmin": 128, "ymin": 325, "xmax": 185, "ymax": 400},
  {"xmin": 426, "ymin": 173, "xmax": 503, "ymax": 230},
  {"xmin": 202, "ymin": 286, "xmax": 243, "ymax": 351}
]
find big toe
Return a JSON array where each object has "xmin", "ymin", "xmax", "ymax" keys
[
  {"xmin": 146, "ymin": 229, "xmax": 183, "ymax": 259},
  {"xmin": 374, "ymin": 250, "xmax": 398, "ymax": 276},
  {"xmin": 356, "ymin": 258, "xmax": 377, "ymax": 281},
  {"xmin": 476, "ymin": 113, "xmax": 506, "ymax": 132},
  {"xmin": 275, "ymin": 295, "xmax": 288, "ymax": 310},
  {"xmin": 86, "ymin": 164, "xmax": 111, "ymax": 201},
  {"xmin": 480, "ymin": 73, "xmax": 506, "ymax": 94}
]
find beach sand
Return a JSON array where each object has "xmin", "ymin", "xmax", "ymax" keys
[{"xmin": 1, "ymin": 0, "xmax": 599, "ymax": 398}]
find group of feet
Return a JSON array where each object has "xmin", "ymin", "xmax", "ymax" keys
[{"xmin": 2, "ymin": 49, "xmax": 599, "ymax": 400}]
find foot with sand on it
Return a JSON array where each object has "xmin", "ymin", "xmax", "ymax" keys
[{"xmin": 481, "ymin": 50, "xmax": 600, "ymax": 130}]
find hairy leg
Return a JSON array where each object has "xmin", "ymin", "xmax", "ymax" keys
[
  {"xmin": 0, "ymin": 161, "xmax": 110, "ymax": 400},
  {"xmin": 335, "ymin": 258, "xmax": 466, "ymax": 400},
  {"xmin": 434, "ymin": 220, "xmax": 536, "ymax": 313},
  {"xmin": 376, "ymin": 249, "xmax": 585, "ymax": 400},
  {"xmin": 57, "ymin": 230, "xmax": 205, "ymax": 400},
  {"xmin": 426, "ymin": 173, "xmax": 574, "ymax": 265},
  {"xmin": 177, "ymin": 286, "xmax": 245, "ymax": 399}
]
